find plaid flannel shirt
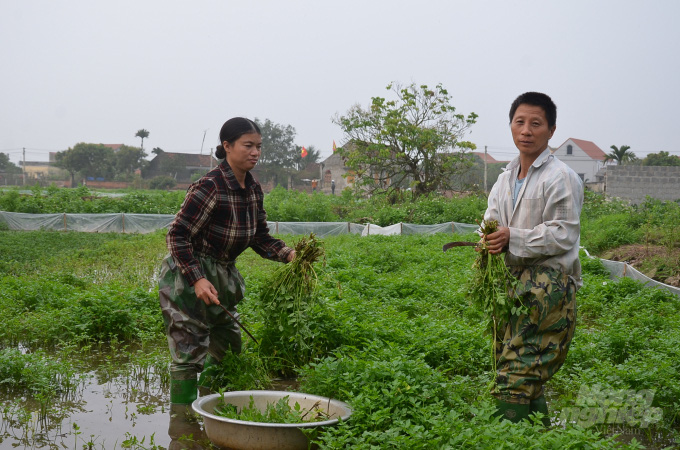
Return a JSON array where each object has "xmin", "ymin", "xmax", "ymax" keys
[{"xmin": 167, "ymin": 161, "xmax": 293, "ymax": 285}]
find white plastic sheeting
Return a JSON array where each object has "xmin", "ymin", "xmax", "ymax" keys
[
  {"xmin": 0, "ymin": 211, "xmax": 174, "ymax": 233},
  {"xmin": 601, "ymin": 259, "xmax": 680, "ymax": 296},
  {"xmin": 581, "ymin": 247, "xmax": 680, "ymax": 296},
  {"xmin": 273, "ymin": 221, "xmax": 365, "ymax": 237},
  {"xmin": 0, "ymin": 210, "xmax": 677, "ymax": 297},
  {"xmin": 360, "ymin": 222, "xmax": 479, "ymax": 236},
  {"xmin": 0, "ymin": 211, "xmax": 474, "ymax": 238}
]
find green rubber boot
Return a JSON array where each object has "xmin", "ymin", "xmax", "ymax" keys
[
  {"xmin": 529, "ymin": 395, "xmax": 551, "ymax": 427},
  {"xmin": 197, "ymin": 355, "xmax": 219, "ymax": 391},
  {"xmin": 494, "ymin": 399, "xmax": 530, "ymax": 423},
  {"xmin": 170, "ymin": 377, "xmax": 197, "ymax": 404}
]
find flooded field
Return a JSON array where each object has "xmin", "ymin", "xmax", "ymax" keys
[{"xmin": 0, "ymin": 343, "xmax": 211, "ymax": 450}]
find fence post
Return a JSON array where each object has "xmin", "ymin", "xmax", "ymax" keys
[
  {"xmin": 63, "ymin": 213, "xmax": 67, "ymax": 231},
  {"xmin": 122, "ymin": 213, "xmax": 125, "ymax": 233},
  {"xmin": 452, "ymin": 222, "xmax": 455, "ymax": 234}
]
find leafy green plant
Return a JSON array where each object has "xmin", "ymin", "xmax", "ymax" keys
[
  {"xmin": 580, "ymin": 213, "xmax": 642, "ymax": 253},
  {"xmin": 464, "ymin": 219, "xmax": 524, "ymax": 379},
  {"xmin": 213, "ymin": 394, "xmax": 329, "ymax": 423},
  {"xmin": 256, "ymin": 234, "xmax": 334, "ymax": 375},
  {"xmin": 204, "ymin": 350, "xmax": 270, "ymax": 392},
  {"xmin": 0, "ymin": 224, "xmax": 678, "ymax": 447}
]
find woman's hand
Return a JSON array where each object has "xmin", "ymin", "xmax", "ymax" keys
[
  {"xmin": 286, "ymin": 250, "xmax": 296, "ymax": 262},
  {"xmin": 194, "ymin": 277, "xmax": 220, "ymax": 305},
  {"xmin": 484, "ymin": 227, "xmax": 510, "ymax": 255}
]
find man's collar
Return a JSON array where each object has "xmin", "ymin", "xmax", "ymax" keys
[
  {"xmin": 505, "ymin": 146, "xmax": 553, "ymax": 172},
  {"xmin": 531, "ymin": 147, "xmax": 554, "ymax": 168}
]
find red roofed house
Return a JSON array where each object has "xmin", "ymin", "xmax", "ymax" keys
[
  {"xmin": 144, "ymin": 151, "xmax": 217, "ymax": 182},
  {"xmin": 552, "ymin": 138, "xmax": 607, "ymax": 183},
  {"xmin": 471, "ymin": 152, "xmax": 509, "ymax": 164}
]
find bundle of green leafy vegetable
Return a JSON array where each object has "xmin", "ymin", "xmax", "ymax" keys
[
  {"xmin": 466, "ymin": 219, "xmax": 525, "ymax": 377},
  {"xmin": 258, "ymin": 233, "xmax": 328, "ymax": 374}
]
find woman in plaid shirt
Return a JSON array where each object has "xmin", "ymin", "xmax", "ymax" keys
[{"xmin": 158, "ymin": 117, "xmax": 295, "ymax": 405}]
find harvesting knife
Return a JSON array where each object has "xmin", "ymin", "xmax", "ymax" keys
[
  {"xmin": 217, "ymin": 303, "xmax": 259, "ymax": 345},
  {"xmin": 442, "ymin": 241, "xmax": 480, "ymax": 252}
]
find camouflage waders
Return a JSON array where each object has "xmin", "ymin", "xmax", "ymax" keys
[
  {"xmin": 159, "ymin": 254, "xmax": 245, "ymax": 402},
  {"xmin": 493, "ymin": 265, "xmax": 577, "ymax": 405}
]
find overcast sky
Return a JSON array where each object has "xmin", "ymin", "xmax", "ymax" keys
[{"xmin": 2, "ymin": 0, "xmax": 679, "ymax": 165}]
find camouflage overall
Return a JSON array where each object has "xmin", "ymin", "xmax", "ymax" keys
[
  {"xmin": 493, "ymin": 265, "xmax": 577, "ymax": 404},
  {"xmin": 158, "ymin": 254, "xmax": 244, "ymax": 382}
]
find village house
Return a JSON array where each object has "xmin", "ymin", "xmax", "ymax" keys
[
  {"xmin": 144, "ymin": 151, "xmax": 217, "ymax": 182},
  {"xmin": 19, "ymin": 152, "xmax": 69, "ymax": 181},
  {"xmin": 318, "ymin": 151, "xmax": 352, "ymax": 194},
  {"xmin": 551, "ymin": 138, "xmax": 607, "ymax": 183}
]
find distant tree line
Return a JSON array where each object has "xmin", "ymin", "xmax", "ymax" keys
[
  {"xmin": 0, "ymin": 153, "xmax": 22, "ymax": 174},
  {"xmin": 54, "ymin": 143, "xmax": 147, "ymax": 187},
  {"xmin": 49, "ymin": 122, "xmax": 324, "ymax": 188},
  {"xmin": 605, "ymin": 145, "xmax": 680, "ymax": 166}
]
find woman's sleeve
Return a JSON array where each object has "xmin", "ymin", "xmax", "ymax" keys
[
  {"xmin": 249, "ymin": 186, "xmax": 293, "ymax": 262},
  {"xmin": 166, "ymin": 179, "xmax": 218, "ymax": 285}
]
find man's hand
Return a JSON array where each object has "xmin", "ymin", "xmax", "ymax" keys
[
  {"xmin": 194, "ymin": 277, "xmax": 219, "ymax": 305},
  {"xmin": 484, "ymin": 227, "xmax": 510, "ymax": 255},
  {"xmin": 286, "ymin": 250, "xmax": 296, "ymax": 262}
]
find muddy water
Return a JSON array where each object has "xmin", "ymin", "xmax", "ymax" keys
[
  {"xmin": 0, "ymin": 350, "xmax": 212, "ymax": 449},
  {"xmin": 0, "ymin": 345, "xmax": 302, "ymax": 450}
]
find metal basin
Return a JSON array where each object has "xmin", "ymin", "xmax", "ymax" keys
[{"xmin": 192, "ymin": 390, "xmax": 352, "ymax": 450}]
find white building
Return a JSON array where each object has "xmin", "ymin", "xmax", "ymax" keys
[{"xmin": 552, "ymin": 138, "xmax": 607, "ymax": 182}]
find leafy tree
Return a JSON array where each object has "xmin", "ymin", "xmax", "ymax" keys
[
  {"xmin": 254, "ymin": 118, "xmax": 297, "ymax": 168},
  {"xmin": 135, "ymin": 129, "xmax": 150, "ymax": 150},
  {"xmin": 453, "ymin": 154, "xmax": 506, "ymax": 192},
  {"xmin": 0, "ymin": 153, "xmax": 21, "ymax": 174},
  {"xmin": 254, "ymin": 118, "xmax": 298, "ymax": 186},
  {"xmin": 54, "ymin": 143, "xmax": 115, "ymax": 187},
  {"xmin": 293, "ymin": 144, "xmax": 321, "ymax": 170},
  {"xmin": 642, "ymin": 151, "xmax": 680, "ymax": 166},
  {"xmin": 114, "ymin": 145, "xmax": 147, "ymax": 177},
  {"xmin": 334, "ymin": 82, "xmax": 478, "ymax": 196},
  {"xmin": 605, "ymin": 145, "xmax": 638, "ymax": 165}
]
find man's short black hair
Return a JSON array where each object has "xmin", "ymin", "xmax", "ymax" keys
[{"xmin": 509, "ymin": 92, "xmax": 557, "ymax": 128}]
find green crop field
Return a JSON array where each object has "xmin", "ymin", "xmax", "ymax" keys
[{"xmin": 0, "ymin": 228, "xmax": 678, "ymax": 449}]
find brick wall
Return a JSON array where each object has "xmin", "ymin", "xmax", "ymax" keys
[{"xmin": 606, "ymin": 165, "xmax": 680, "ymax": 203}]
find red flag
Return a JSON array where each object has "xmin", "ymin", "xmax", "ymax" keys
[
  {"xmin": 332, "ymin": 140, "xmax": 337, "ymax": 153},
  {"xmin": 301, "ymin": 146, "xmax": 308, "ymax": 158}
]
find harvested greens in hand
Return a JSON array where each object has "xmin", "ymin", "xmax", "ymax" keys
[
  {"xmin": 466, "ymin": 219, "xmax": 525, "ymax": 377},
  {"xmin": 258, "ymin": 233, "xmax": 326, "ymax": 373}
]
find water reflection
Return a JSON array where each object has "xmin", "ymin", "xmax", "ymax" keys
[
  {"xmin": 167, "ymin": 404, "xmax": 207, "ymax": 450},
  {"xmin": 0, "ymin": 342, "xmax": 174, "ymax": 449}
]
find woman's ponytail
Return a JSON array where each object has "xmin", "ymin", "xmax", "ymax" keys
[{"xmin": 215, "ymin": 144, "xmax": 226, "ymax": 159}]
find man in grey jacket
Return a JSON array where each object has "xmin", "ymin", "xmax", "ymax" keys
[{"xmin": 483, "ymin": 92, "xmax": 584, "ymax": 425}]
